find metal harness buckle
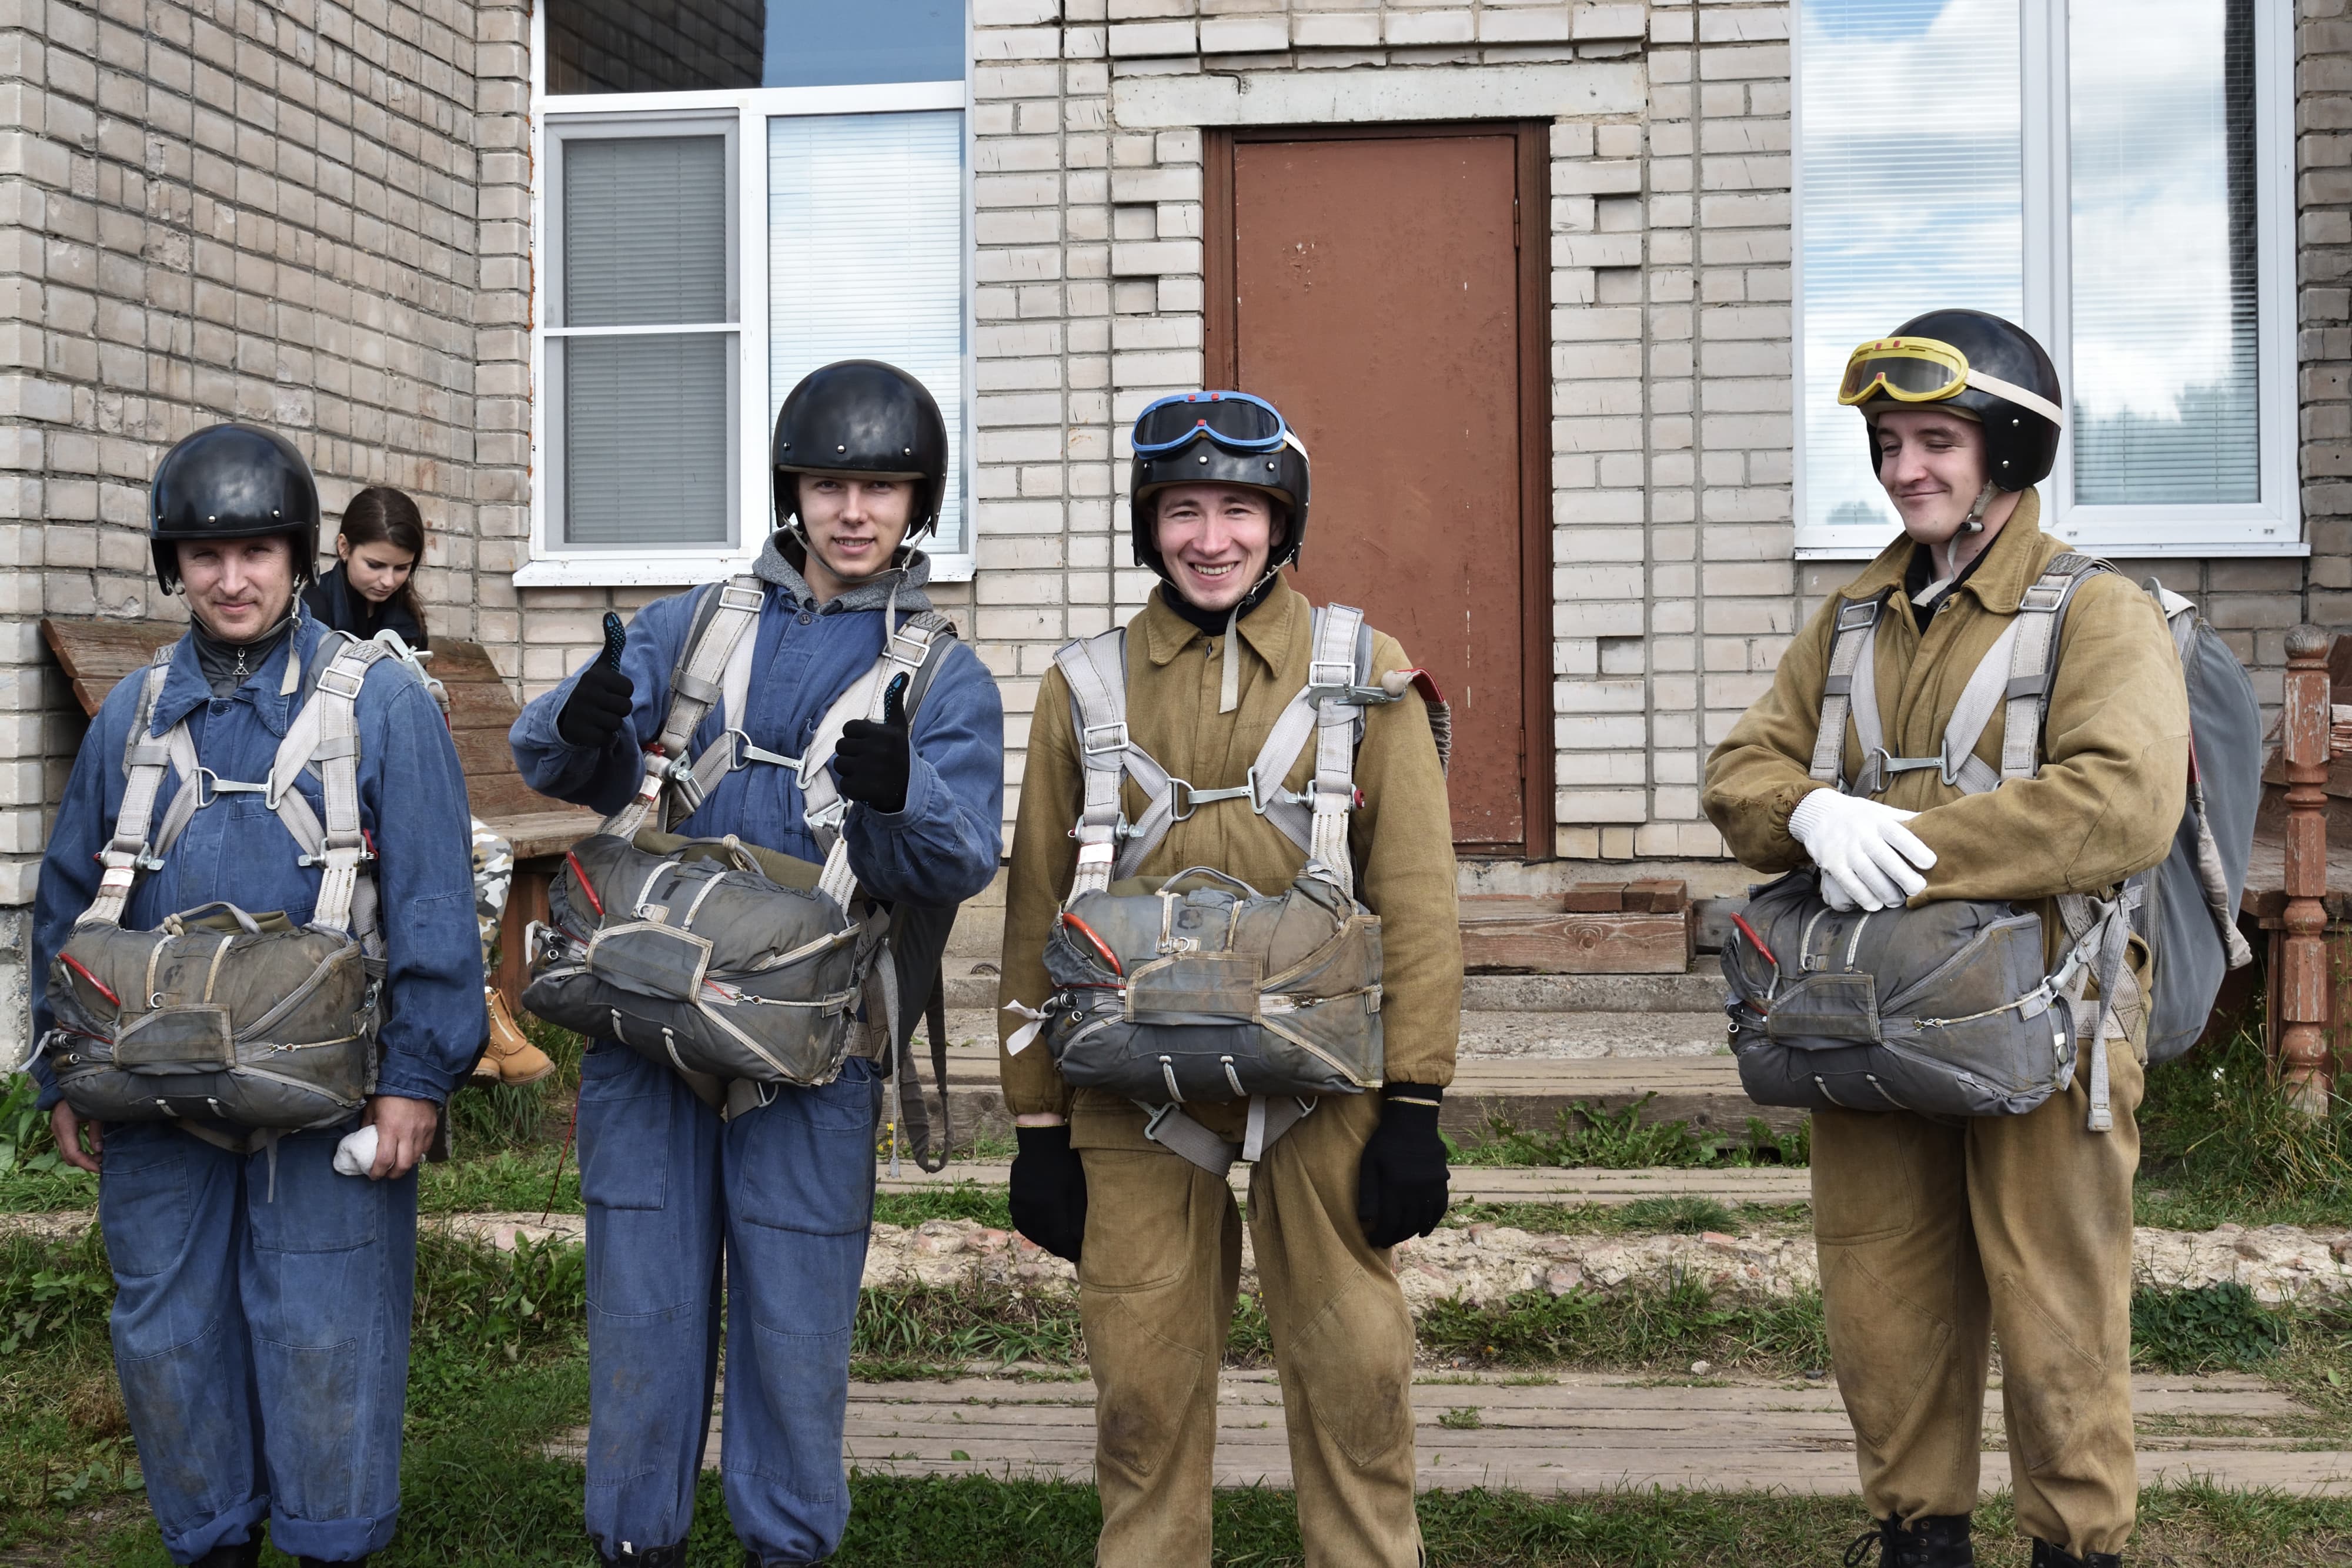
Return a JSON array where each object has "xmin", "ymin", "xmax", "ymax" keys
[
  {"xmin": 1165, "ymin": 777, "xmax": 1254, "ymax": 822},
  {"xmin": 1080, "ymin": 721, "xmax": 1129, "ymax": 757}
]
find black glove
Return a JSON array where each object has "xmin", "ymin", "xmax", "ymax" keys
[
  {"xmin": 1356, "ymin": 1085, "xmax": 1449, "ymax": 1249},
  {"xmin": 833, "ymin": 672, "xmax": 913, "ymax": 814},
  {"xmin": 1009, "ymin": 1122, "xmax": 1088, "ymax": 1263},
  {"xmin": 555, "ymin": 662, "xmax": 634, "ymax": 750}
]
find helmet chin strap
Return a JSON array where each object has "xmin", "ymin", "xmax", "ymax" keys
[{"xmin": 1930, "ymin": 480, "xmax": 2001, "ymax": 581}]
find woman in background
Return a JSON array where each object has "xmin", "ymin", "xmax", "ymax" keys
[{"xmin": 310, "ymin": 486, "xmax": 552, "ymax": 1087}]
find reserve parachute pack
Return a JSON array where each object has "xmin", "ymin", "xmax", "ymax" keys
[
  {"xmin": 45, "ymin": 633, "xmax": 397, "ymax": 1142},
  {"xmin": 523, "ymin": 576, "xmax": 959, "ymax": 1118},
  {"xmin": 1722, "ymin": 556, "xmax": 2260, "ymax": 1131},
  {"xmin": 1007, "ymin": 603, "xmax": 1451, "ymax": 1174}
]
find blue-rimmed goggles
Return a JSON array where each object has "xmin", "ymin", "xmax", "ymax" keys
[{"xmin": 1131, "ymin": 390, "xmax": 1288, "ymax": 456}]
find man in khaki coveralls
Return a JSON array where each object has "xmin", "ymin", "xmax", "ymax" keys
[
  {"xmin": 1705, "ymin": 312, "xmax": 2188, "ymax": 1568},
  {"xmin": 997, "ymin": 391, "xmax": 1461, "ymax": 1567}
]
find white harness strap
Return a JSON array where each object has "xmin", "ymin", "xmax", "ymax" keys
[
  {"xmin": 614, "ymin": 575, "xmax": 958, "ymax": 914},
  {"xmin": 1809, "ymin": 598, "xmax": 1885, "ymax": 787},
  {"xmin": 79, "ymin": 637, "xmax": 387, "ymax": 948},
  {"xmin": 1815, "ymin": 557, "xmax": 2104, "ymax": 800},
  {"xmin": 1058, "ymin": 604, "xmax": 1382, "ymax": 901}
]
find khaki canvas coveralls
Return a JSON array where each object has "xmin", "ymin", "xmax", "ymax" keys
[
  {"xmin": 999, "ymin": 578, "xmax": 1462, "ymax": 1567},
  {"xmin": 1702, "ymin": 494, "xmax": 2190, "ymax": 1557}
]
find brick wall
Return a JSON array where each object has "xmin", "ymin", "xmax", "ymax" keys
[{"xmin": 969, "ymin": 0, "xmax": 2340, "ymax": 862}]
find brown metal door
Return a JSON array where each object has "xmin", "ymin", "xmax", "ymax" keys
[{"xmin": 1210, "ymin": 127, "xmax": 1549, "ymax": 855}]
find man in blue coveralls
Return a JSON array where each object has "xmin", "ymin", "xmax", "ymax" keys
[
  {"xmin": 510, "ymin": 360, "xmax": 1005, "ymax": 1567},
  {"xmin": 33, "ymin": 424, "xmax": 484, "ymax": 1567}
]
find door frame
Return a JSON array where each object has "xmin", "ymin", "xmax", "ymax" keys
[{"xmin": 1205, "ymin": 121, "xmax": 1555, "ymax": 860}]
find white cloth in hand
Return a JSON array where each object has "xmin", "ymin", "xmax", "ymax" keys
[
  {"xmin": 332, "ymin": 1124, "xmax": 379, "ymax": 1178},
  {"xmin": 1789, "ymin": 788, "xmax": 1937, "ymax": 911}
]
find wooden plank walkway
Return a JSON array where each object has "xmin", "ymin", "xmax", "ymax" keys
[
  {"xmin": 879, "ymin": 1161, "xmax": 1813, "ymax": 1209},
  {"xmin": 553, "ymin": 1370, "xmax": 2352, "ymax": 1496}
]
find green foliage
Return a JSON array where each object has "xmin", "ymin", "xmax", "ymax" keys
[
  {"xmin": 1446, "ymin": 1098, "xmax": 1809, "ymax": 1171},
  {"xmin": 0, "ymin": 1228, "xmax": 113, "ymax": 1359},
  {"xmin": 2137, "ymin": 1018, "xmax": 2351, "ymax": 1231},
  {"xmin": 1438, "ymin": 1406, "xmax": 1484, "ymax": 1430},
  {"xmin": 2131, "ymin": 1281, "xmax": 2292, "ymax": 1373},
  {"xmin": 1615, "ymin": 1197, "xmax": 1738, "ymax": 1235},
  {"xmin": 0, "ymin": 1074, "xmax": 96, "ymax": 1214},
  {"xmin": 443, "ymin": 1018, "xmax": 586, "ymax": 1152},
  {"xmin": 1419, "ymin": 1278, "xmax": 1832, "ymax": 1374}
]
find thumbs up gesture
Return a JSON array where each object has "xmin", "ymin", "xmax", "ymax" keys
[{"xmin": 833, "ymin": 672, "xmax": 913, "ymax": 814}]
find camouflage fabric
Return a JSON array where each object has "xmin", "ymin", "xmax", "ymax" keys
[{"xmin": 472, "ymin": 816, "xmax": 511, "ymax": 977}]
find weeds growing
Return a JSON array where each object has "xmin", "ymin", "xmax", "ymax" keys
[
  {"xmin": 2137, "ymin": 1020, "xmax": 2352, "ymax": 1231},
  {"xmin": 1446, "ymin": 1100, "xmax": 1809, "ymax": 1171}
]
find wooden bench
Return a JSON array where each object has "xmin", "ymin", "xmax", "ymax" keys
[{"xmin": 41, "ymin": 617, "xmax": 599, "ymax": 1011}]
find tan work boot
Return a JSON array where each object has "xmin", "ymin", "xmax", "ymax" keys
[{"xmin": 476, "ymin": 987, "xmax": 555, "ymax": 1085}]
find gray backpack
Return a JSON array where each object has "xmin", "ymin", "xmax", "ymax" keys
[
  {"xmin": 46, "ymin": 635, "xmax": 394, "ymax": 1141},
  {"xmin": 1722, "ymin": 558, "xmax": 2258, "ymax": 1130}
]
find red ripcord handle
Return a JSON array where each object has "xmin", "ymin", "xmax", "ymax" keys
[
  {"xmin": 564, "ymin": 848, "xmax": 606, "ymax": 918},
  {"xmin": 1728, "ymin": 910, "xmax": 1778, "ymax": 971},
  {"xmin": 59, "ymin": 953, "xmax": 121, "ymax": 1009},
  {"xmin": 1057, "ymin": 911, "xmax": 1123, "ymax": 976}
]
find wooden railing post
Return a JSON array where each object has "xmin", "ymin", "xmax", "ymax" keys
[{"xmin": 2280, "ymin": 624, "xmax": 2334, "ymax": 1115}]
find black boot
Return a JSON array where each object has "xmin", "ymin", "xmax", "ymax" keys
[
  {"xmin": 597, "ymin": 1543, "xmax": 688, "ymax": 1568},
  {"xmin": 2032, "ymin": 1541, "xmax": 2121, "ymax": 1568},
  {"xmin": 297, "ymin": 1559, "xmax": 366, "ymax": 1567},
  {"xmin": 1843, "ymin": 1514, "xmax": 1976, "ymax": 1567},
  {"xmin": 188, "ymin": 1542, "xmax": 261, "ymax": 1568}
]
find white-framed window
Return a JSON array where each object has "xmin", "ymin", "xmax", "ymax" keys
[
  {"xmin": 522, "ymin": 4, "xmax": 973, "ymax": 587},
  {"xmin": 1793, "ymin": 0, "xmax": 2298, "ymax": 558}
]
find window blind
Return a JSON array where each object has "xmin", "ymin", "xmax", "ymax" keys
[
  {"xmin": 768, "ymin": 112, "xmax": 967, "ymax": 553},
  {"xmin": 2069, "ymin": 0, "xmax": 2258, "ymax": 504},
  {"xmin": 559, "ymin": 132, "xmax": 735, "ymax": 546},
  {"xmin": 562, "ymin": 136, "xmax": 729, "ymax": 327},
  {"xmin": 1798, "ymin": 0, "xmax": 2023, "ymax": 538},
  {"xmin": 563, "ymin": 335, "xmax": 732, "ymax": 544}
]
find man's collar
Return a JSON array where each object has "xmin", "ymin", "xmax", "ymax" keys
[
  {"xmin": 752, "ymin": 529, "xmax": 935, "ymax": 615},
  {"xmin": 1137, "ymin": 577, "xmax": 1307, "ymax": 668},
  {"xmin": 1836, "ymin": 488, "xmax": 2053, "ymax": 616},
  {"xmin": 151, "ymin": 616, "xmax": 320, "ymax": 739}
]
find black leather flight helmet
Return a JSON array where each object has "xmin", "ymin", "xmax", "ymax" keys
[
  {"xmin": 148, "ymin": 423, "xmax": 322, "ymax": 592},
  {"xmin": 1128, "ymin": 394, "xmax": 1312, "ymax": 581},
  {"xmin": 771, "ymin": 359, "xmax": 951, "ymax": 542},
  {"xmin": 1858, "ymin": 308, "xmax": 2064, "ymax": 491}
]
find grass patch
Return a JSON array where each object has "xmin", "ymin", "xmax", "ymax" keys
[
  {"xmin": 1446, "ymin": 1201, "xmax": 1815, "ymax": 1237},
  {"xmin": 873, "ymin": 1183, "xmax": 1015, "ymax": 1231},
  {"xmin": 2136, "ymin": 1018, "xmax": 2352, "ymax": 1232},
  {"xmin": 443, "ymin": 1017, "xmax": 586, "ymax": 1153},
  {"xmin": 1420, "ymin": 1278, "xmax": 1832, "ymax": 1375},
  {"xmin": 1446, "ymin": 1102, "xmax": 1808, "ymax": 1171}
]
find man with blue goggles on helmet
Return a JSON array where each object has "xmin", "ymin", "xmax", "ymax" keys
[{"xmin": 995, "ymin": 389, "xmax": 1461, "ymax": 1566}]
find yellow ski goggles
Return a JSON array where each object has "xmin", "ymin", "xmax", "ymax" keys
[{"xmin": 1837, "ymin": 336, "xmax": 2065, "ymax": 427}]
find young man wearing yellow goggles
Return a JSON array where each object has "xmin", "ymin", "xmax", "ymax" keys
[{"xmin": 1703, "ymin": 309, "xmax": 2191, "ymax": 1568}]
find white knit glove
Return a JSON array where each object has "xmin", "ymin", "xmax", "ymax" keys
[{"xmin": 1788, "ymin": 788, "xmax": 1937, "ymax": 912}]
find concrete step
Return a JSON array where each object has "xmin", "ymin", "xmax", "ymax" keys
[
  {"xmin": 907, "ymin": 1017, "xmax": 1787, "ymax": 1150},
  {"xmin": 552, "ymin": 1370, "xmax": 2352, "ymax": 1496}
]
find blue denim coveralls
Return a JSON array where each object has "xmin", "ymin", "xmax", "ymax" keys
[
  {"xmin": 29, "ymin": 616, "xmax": 484, "ymax": 1564},
  {"xmin": 510, "ymin": 555, "xmax": 1004, "ymax": 1564}
]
